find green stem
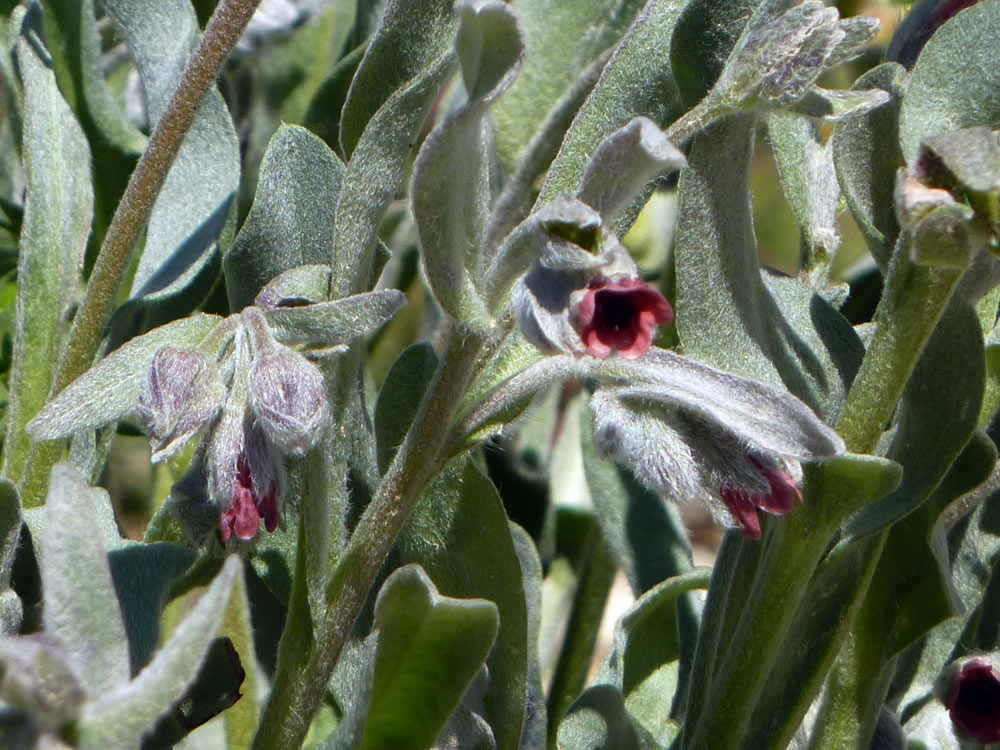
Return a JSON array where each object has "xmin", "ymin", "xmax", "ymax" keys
[
  {"xmin": 837, "ymin": 259, "xmax": 964, "ymax": 454},
  {"xmin": 546, "ymin": 518, "xmax": 617, "ymax": 745},
  {"xmin": 684, "ymin": 509, "xmax": 837, "ymax": 750},
  {"xmin": 251, "ymin": 326, "xmax": 487, "ymax": 750},
  {"xmin": 21, "ymin": 0, "xmax": 262, "ymax": 500},
  {"xmin": 685, "ymin": 256, "xmax": 963, "ymax": 749}
]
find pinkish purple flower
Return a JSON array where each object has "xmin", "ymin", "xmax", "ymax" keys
[
  {"xmin": 576, "ymin": 277, "xmax": 673, "ymax": 359},
  {"xmin": 211, "ymin": 414, "xmax": 285, "ymax": 543},
  {"xmin": 720, "ymin": 455, "xmax": 803, "ymax": 540},
  {"xmin": 946, "ymin": 658, "xmax": 1000, "ymax": 744}
]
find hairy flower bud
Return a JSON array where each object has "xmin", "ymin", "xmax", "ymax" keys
[
  {"xmin": 137, "ymin": 347, "xmax": 224, "ymax": 463},
  {"xmin": 248, "ymin": 346, "xmax": 330, "ymax": 456}
]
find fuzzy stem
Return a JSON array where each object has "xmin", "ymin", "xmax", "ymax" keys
[
  {"xmin": 19, "ymin": 0, "xmax": 262, "ymax": 502},
  {"xmin": 251, "ymin": 326, "xmax": 486, "ymax": 750},
  {"xmin": 54, "ymin": 0, "xmax": 261, "ymax": 396},
  {"xmin": 837, "ymin": 259, "xmax": 963, "ymax": 454}
]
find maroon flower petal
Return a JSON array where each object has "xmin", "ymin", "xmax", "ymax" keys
[
  {"xmin": 720, "ymin": 486, "xmax": 763, "ymax": 540},
  {"xmin": 755, "ymin": 463, "xmax": 803, "ymax": 515},
  {"xmin": 946, "ymin": 659, "xmax": 1000, "ymax": 744},
  {"xmin": 577, "ymin": 277, "xmax": 673, "ymax": 359},
  {"xmin": 219, "ymin": 487, "xmax": 262, "ymax": 542}
]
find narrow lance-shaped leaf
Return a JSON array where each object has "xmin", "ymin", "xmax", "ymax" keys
[
  {"xmin": 491, "ymin": 0, "xmax": 645, "ymax": 173},
  {"xmin": 331, "ymin": 56, "xmax": 455, "ymax": 298},
  {"xmin": 101, "ymin": 0, "xmax": 240, "ymax": 325},
  {"xmin": 539, "ymin": 0, "xmax": 689, "ymax": 235},
  {"xmin": 38, "ymin": 464, "xmax": 130, "ymax": 697},
  {"xmin": 27, "ymin": 314, "xmax": 225, "ymax": 442},
  {"xmin": 767, "ymin": 111, "xmax": 840, "ymax": 280},
  {"xmin": 674, "ymin": 115, "xmax": 863, "ymax": 422},
  {"xmin": 411, "ymin": 0, "xmax": 524, "ymax": 330},
  {"xmin": 3, "ymin": 10, "xmax": 94, "ymax": 489},
  {"xmin": 339, "ymin": 0, "xmax": 458, "ymax": 159},
  {"xmin": 224, "ymin": 124, "xmax": 346, "ymax": 311},
  {"xmin": 36, "ymin": 0, "xmax": 145, "ymax": 236},
  {"xmin": 261, "ymin": 290, "xmax": 407, "ymax": 348},
  {"xmin": 832, "ymin": 62, "xmax": 906, "ymax": 269},
  {"xmin": 76, "ymin": 557, "xmax": 240, "ymax": 750}
]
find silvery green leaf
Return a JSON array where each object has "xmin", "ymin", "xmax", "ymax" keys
[
  {"xmin": 101, "ymin": 0, "xmax": 240, "ymax": 318},
  {"xmin": 768, "ymin": 111, "xmax": 840, "ymax": 279},
  {"xmin": 787, "ymin": 85, "xmax": 890, "ymax": 123},
  {"xmin": 39, "ymin": 465, "xmax": 130, "ymax": 698},
  {"xmin": 224, "ymin": 125, "xmax": 346, "ymax": 311},
  {"xmin": 490, "ymin": 0, "xmax": 645, "ymax": 173},
  {"xmin": 903, "ymin": 700, "xmax": 962, "ymax": 750},
  {"xmin": 832, "ymin": 62, "xmax": 907, "ymax": 269},
  {"xmin": 255, "ymin": 264, "xmax": 334, "ymax": 307},
  {"xmin": 76, "ymin": 557, "xmax": 239, "ymax": 750},
  {"xmin": 556, "ymin": 684, "xmax": 660, "ymax": 750},
  {"xmin": 394, "ymin": 458, "xmax": 528, "ymax": 750},
  {"xmin": 411, "ymin": 1, "xmax": 524, "ymax": 329},
  {"xmin": 485, "ymin": 49, "xmax": 611, "ymax": 250},
  {"xmin": 26, "ymin": 315, "xmax": 224, "ymax": 441},
  {"xmin": 670, "ymin": 0, "xmax": 768, "ymax": 109},
  {"xmin": 540, "ymin": 0, "xmax": 688, "ymax": 236},
  {"xmin": 359, "ymin": 564, "xmax": 499, "ymax": 749},
  {"xmin": 508, "ymin": 523, "xmax": 546, "ymax": 749},
  {"xmin": 576, "ymin": 116, "xmax": 685, "ymax": 221},
  {"xmin": 332, "ymin": 56, "xmax": 454, "ymax": 298},
  {"xmin": 3, "ymin": 10, "xmax": 93, "ymax": 488},
  {"xmin": 331, "ymin": 0, "xmax": 461, "ymax": 297},
  {"xmin": 261, "ymin": 289, "xmax": 406, "ymax": 347},
  {"xmin": 107, "ymin": 543, "xmax": 197, "ymax": 673},
  {"xmin": 339, "ymin": 0, "xmax": 458, "ymax": 159},
  {"xmin": 898, "ymin": 0, "xmax": 1000, "ymax": 166},
  {"xmin": 674, "ymin": 116, "xmax": 864, "ymax": 421}
]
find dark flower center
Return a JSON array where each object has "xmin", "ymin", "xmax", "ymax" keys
[
  {"xmin": 594, "ymin": 289, "xmax": 640, "ymax": 334},
  {"xmin": 948, "ymin": 661, "xmax": 1000, "ymax": 743}
]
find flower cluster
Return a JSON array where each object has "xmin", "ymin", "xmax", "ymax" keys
[
  {"xmin": 515, "ymin": 202, "xmax": 842, "ymax": 538},
  {"xmin": 137, "ymin": 307, "xmax": 330, "ymax": 543}
]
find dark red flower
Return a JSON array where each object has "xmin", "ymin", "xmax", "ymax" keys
[
  {"xmin": 218, "ymin": 452, "xmax": 280, "ymax": 542},
  {"xmin": 946, "ymin": 658, "xmax": 1000, "ymax": 744},
  {"xmin": 719, "ymin": 457, "xmax": 803, "ymax": 540},
  {"xmin": 576, "ymin": 277, "xmax": 673, "ymax": 359}
]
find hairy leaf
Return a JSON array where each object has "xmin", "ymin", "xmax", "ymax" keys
[{"xmin": 4, "ymin": 11, "xmax": 93, "ymax": 490}]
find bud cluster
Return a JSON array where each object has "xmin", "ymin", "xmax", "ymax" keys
[{"xmin": 137, "ymin": 307, "xmax": 331, "ymax": 543}]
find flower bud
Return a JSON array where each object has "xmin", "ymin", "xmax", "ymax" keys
[
  {"xmin": 248, "ymin": 346, "xmax": 330, "ymax": 455},
  {"xmin": 137, "ymin": 347, "xmax": 224, "ymax": 463}
]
